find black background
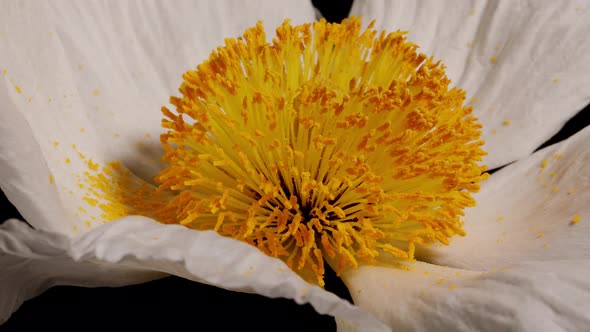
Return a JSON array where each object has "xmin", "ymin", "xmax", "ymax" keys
[{"xmin": 1, "ymin": 0, "xmax": 589, "ymax": 331}]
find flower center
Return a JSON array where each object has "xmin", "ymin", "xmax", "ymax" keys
[{"xmin": 82, "ymin": 17, "xmax": 487, "ymax": 286}]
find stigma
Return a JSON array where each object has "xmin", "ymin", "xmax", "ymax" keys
[{"xmin": 85, "ymin": 17, "xmax": 488, "ymax": 286}]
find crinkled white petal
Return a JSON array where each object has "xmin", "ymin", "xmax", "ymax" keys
[
  {"xmin": 419, "ymin": 125, "xmax": 590, "ymax": 270},
  {"xmin": 350, "ymin": 0, "xmax": 590, "ymax": 169},
  {"xmin": 0, "ymin": 216, "xmax": 390, "ymax": 331},
  {"xmin": 343, "ymin": 261, "xmax": 590, "ymax": 331},
  {"xmin": 0, "ymin": 0, "xmax": 316, "ymax": 236},
  {"xmin": 0, "ymin": 219, "xmax": 164, "ymax": 325}
]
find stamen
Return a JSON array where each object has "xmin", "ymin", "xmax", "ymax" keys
[
  {"xmin": 81, "ymin": 17, "xmax": 487, "ymax": 286},
  {"xmin": 155, "ymin": 18, "xmax": 487, "ymax": 285}
]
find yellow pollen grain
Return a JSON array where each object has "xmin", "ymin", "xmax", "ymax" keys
[
  {"xmin": 87, "ymin": 159, "xmax": 99, "ymax": 171},
  {"xmin": 49, "ymin": 175, "xmax": 54, "ymax": 184},
  {"xmin": 568, "ymin": 189, "xmax": 575, "ymax": 195},
  {"xmin": 152, "ymin": 236, "xmax": 159, "ymax": 240},
  {"xmin": 14, "ymin": 85, "xmax": 22, "ymax": 94},
  {"xmin": 80, "ymin": 128, "xmax": 86, "ymax": 133},
  {"xmin": 2, "ymin": 69, "xmax": 6, "ymax": 75},
  {"xmin": 455, "ymin": 272, "xmax": 461, "ymax": 277},
  {"xmin": 572, "ymin": 214, "xmax": 581, "ymax": 224},
  {"xmin": 551, "ymin": 187, "xmax": 558, "ymax": 193},
  {"xmin": 53, "ymin": 141, "xmax": 59, "ymax": 147},
  {"xmin": 423, "ymin": 271, "xmax": 429, "ymax": 276},
  {"xmin": 73, "ymin": 225, "xmax": 78, "ymax": 231},
  {"xmin": 550, "ymin": 171, "xmax": 556, "ymax": 177},
  {"xmin": 466, "ymin": 42, "xmax": 473, "ymax": 47},
  {"xmin": 114, "ymin": 134, "xmax": 121, "ymax": 138},
  {"xmin": 554, "ymin": 153, "xmax": 563, "ymax": 159},
  {"xmin": 85, "ymin": 221, "xmax": 92, "ymax": 227},
  {"xmin": 65, "ymin": 158, "xmax": 71, "ymax": 164},
  {"xmin": 543, "ymin": 243, "xmax": 549, "ymax": 248},
  {"xmin": 449, "ymin": 285, "xmax": 456, "ymax": 290},
  {"xmin": 470, "ymin": 9, "xmax": 476, "ymax": 15},
  {"xmin": 502, "ymin": 119, "xmax": 511, "ymax": 126},
  {"xmin": 27, "ymin": 97, "xmax": 32, "ymax": 103},
  {"xmin": 553, "ymin": 77, "xmax": 559, "ymax": 83},
  {"xmin": 83, "ymin": 197, "xmax": 99, "ymax": 207},
  {"xmin": 92, "ymin": 89, "xmax": 100, "ymax": 96},
  {"xmin": 541, "ymin": 159, "xmax": 548, "ymax": 169},
  {"xmin": 537, "ymin": 232, "xmax": 545, "ymax": 238},
  {"xmin": 83, "ymin": 17, "xmax": 488, "ymax": 288},
  {"xmin": 490, "ymin": 56, "xmax": 498, "ymax": 64},
  {"xmin": 469, "ymin": 97, "xmax": 477, "ymax": 104},
  {"xmin": 438, "ymin": 278, "xmax": 445, "ymax": 284},
  {"xmin": 497, "ymin": 216, "xmax": 504, "ymax": 221}
]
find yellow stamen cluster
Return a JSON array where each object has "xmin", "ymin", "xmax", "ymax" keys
[
  {"xmin": 152, "ymin": 17, "xmax": 487, "ymax": 286},
  {"xmin": 82, "ymin": 161, "xmax": 175, "ymax": 224}
]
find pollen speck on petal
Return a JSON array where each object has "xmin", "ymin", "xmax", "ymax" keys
[{"xmin": 571, "ymin": 214, "xmax": 582, "ymax": 225}]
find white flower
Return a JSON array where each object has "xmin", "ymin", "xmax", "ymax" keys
[{"xmin": 1, "ymin": 1, "xmax": 589, "ymax": 331}]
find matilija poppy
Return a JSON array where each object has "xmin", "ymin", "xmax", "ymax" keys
[{"xmin": 1, "ymin": 1, "xmax": 589, "ymax": 331}]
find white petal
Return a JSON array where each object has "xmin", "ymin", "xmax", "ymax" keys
[
  {"xmin": 0, "ymin": 1, "xmax": 316, "ymax": 235},
  {"xmin": 350, "ymin": 0, "xmax": 590, "ymax": 169},
  {"xmin": 0, "ymin": 217, "xmax": 389, "ymax": 331},
  {"xmin": 343, "ymin": 261, "xmax": 590, "ymax": 331},
  {"xmin": 420, "ymin": 125, "xmax": 590, "ymax": 270},
  {"xmin": 0, "ymin": 86, "xmax": 69, "ymax": 233},
  {"xmin": 0, "ymin": 219, "xmax": 163, "ymax": 326}
]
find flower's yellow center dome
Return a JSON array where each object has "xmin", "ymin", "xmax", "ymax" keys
[{"xmin": 83, "ymin": 17, "xmax": 487, "ymax": 286}]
